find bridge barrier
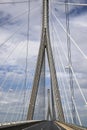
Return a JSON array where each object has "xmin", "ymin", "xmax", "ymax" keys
[
  {"xmin": 55, "ymin": 121, "xmax": 87, "ymax": 130},
  {"xmin": 0, "ymin": 120, "xmax": 44, "ymax": 130}
]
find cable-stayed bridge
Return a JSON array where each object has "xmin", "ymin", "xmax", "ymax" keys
[{"xmin": 0, "ymin": 0, "xmax": 87, "ymax": 129}]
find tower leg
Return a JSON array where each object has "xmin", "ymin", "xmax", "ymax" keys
[
  {"xmin": 46, "ymin": 31, "xmax": 65, "ymax": 122},
  {"xmin": 27, "ymin": 36, "xmax": 45, "ymax": 120}
]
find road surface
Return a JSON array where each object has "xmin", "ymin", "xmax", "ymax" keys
[{"xmin": 23, "ymin": 121, "xmax": 65, "ymax": 130}]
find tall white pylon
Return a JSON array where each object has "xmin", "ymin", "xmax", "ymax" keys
[{"xmin": 27, "ymin": 0, "xmax": 65, "ymax": 122}]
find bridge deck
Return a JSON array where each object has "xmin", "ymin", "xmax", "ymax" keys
[
  {"xmin": 23, "ymin": 121, "xmax": 65, "ymax": 130},
  {"xmin": 0, "ymin": 121, "xmax": 87, "ymax": 130}
]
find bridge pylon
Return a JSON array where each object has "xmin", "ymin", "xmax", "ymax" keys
[
  {"xmin": 47, "ymin": 89, "xmax": 52, "ymax": 120},
  {"xmin": 27, "ymin": 0, "xmax": 65, "ymax": 122}
]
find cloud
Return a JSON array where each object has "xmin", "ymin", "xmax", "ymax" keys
[{"xmin": 69, "ymin": 6, "xmax": 87, "ymax": 17}]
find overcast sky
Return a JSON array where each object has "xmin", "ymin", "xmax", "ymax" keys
[{"xmin": 0, "ymin": 0, "xmax": 87, "ymax": 127}]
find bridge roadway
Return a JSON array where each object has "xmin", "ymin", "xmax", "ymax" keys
[
  {"xmin": 23, "ymin": 121, "xmax": 65, "ymax": 130},
  {"xmin": 0, "ymin": 120, "xmax": 87, "ymax": 130}
]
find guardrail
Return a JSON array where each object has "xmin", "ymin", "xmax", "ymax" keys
[
  {"xmin": 0, "ymin": 120, "xmax": 43, "ymax": 130},
  {"xmin": 55, "ymin": 121, "xmax": 87, "ymax": 130}
]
